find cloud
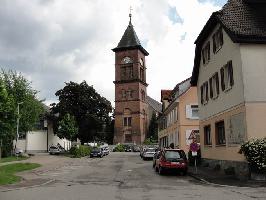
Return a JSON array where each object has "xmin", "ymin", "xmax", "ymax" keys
[{"xmin": 0, "ymin": 0, "xmax": 222, "ymax": 106}]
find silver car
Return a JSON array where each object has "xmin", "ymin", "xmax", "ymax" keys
[{"xmin": 142, "ymin": 148, "xmax": 156, "ymax": 160}]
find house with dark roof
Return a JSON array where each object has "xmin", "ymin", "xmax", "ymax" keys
[
  {"xmin": 158, "ymin": 78, "xmax": 199, "ymax": 152},
  {"xmin": 191, "ymin": 0, "xmax": 266, "ymax": 177}
]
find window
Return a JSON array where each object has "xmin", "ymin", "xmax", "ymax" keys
[
  {"xmin": 209, "ymin": 72, "xmax": 219, "ymax": 99},
  {"xmin": 204, "ymin": 125, "xmax": 211, "ymax": 145},
  {"xmin": 216, "ymin": 121, "xmax": 226, "ymax": 145},
  {"xmin": 123, "ymin": 117, "xmax": 132, "ymax": 127},
  {"xmin": 122, "ymin": 90, "xmax": 126, "ymax": 98},
  {"xmin": 191, "ymin": 105, "xmax": 199, "ymax": 118},
  {"xmin": 127, "ymin": 90, "xmax": 133, "ymax": 98},
  {"xmin": 121, "ymin": 65, "xmax": 133, "ymax": 80},
  {"xmin": 202, "ymin": 41, "xmax": 210, "ymax": 65},
  {"xmin": 212, "ymin": 27, "xmax": 223, "ymax": 53},
  {"xmin": 140, "ymin": 68, "xmax": 144, "ymax": 81},
  {"xmin": 200, "ymin": 81, "xmax": 209, "ymax": 104},
  {"xmin": 141, "ymin": 90, "xmax": 145, "ymax": 101},
  {"xmin": 220, "ymin": 60, "xmax": 234, "ymax": 91}
]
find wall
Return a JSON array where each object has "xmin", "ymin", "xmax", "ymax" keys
[
  {"xmin": 240, "ymin": 44, "xmax": 266, "ymax": 102},
  {"xmin": 178, "ymin": 87, "xmax": 199, "ymax": 152},
  {"xmin": 200, "ymin": 104, "xmax": 246, "ymax": 162},
  {"xmin": 197, "ymin": 25, "xmax": 244, "ymax": 120}
]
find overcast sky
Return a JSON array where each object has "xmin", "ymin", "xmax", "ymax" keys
[{"xmin": 0, "ymin": 0, "xmax": 227, "ymax": 106}]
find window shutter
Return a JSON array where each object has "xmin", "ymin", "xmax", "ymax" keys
[
  {"xmin": 209, "ymin": 78, "xmax": 213, "ymax": 99},
  {"xmin": 228, "ymin": 60, "xmax": 234, "ymax": 86},
  {"xmin": 220, "ymin": 67, "xmax": 225, "ymax": 91},
  {"xmin": 206, "ymin": 82, "xmax": 209, "ymax": 101},
  {"xmin": 212, "ymin": 35, "xmax": 216, "ymax": 53},
  {"xmin": 219, "ymin": 28, "xmax": 224, "ymax": 46},
  {"xmin": 200, "ymin": 85, "xmax": 204, "ymax": 104},
  {"xmin": 186, "ymin": 105, "xmax": 191, "ymax": 119},
  {"xmin": 215, "ymin": 72, "xmax": 220, "ymax": 95}
]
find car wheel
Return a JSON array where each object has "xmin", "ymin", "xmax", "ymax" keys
[{"xmin": 158, "ymin": 166, "xmax": 164, "ymax": 175}]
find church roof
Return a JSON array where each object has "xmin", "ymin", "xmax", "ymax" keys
[
  {"xmin": 146, "ymin": 96, "xmax": 162, "ymax": 113},
  {"xmin": 112, "ymin": 21, "xmax": 149, "ymax": 56}
]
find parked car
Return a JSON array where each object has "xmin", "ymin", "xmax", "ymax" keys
[
  {"xmin": 152, "ymin": 150, "xmax": 161, "ymax": 168},
  {"xmin": 140, "ymin": 146, "xmax": 146, "ymax": 158},
  {"xmin": 132, "ymin": 145, "xmax": 140, "ymax": 152},
  {"xmin": 90, "ymin": 147, "xmax": 104, "ymax": 158},
  {"xmin": 48, "ymin": 144, "xmax": 65, "ymax": 155},
  {"xmin": 102, "ymin": 147, "xmax": 110, "ymax": 156},
  {"xmin": 155, "ymin": 149, "xmax": 188, "ymax": 175},
  {"xmin": 124, "ymin": 145, "xmax": 132, "ymax": 152},
  {"xmin": 142, "ymin": 148, "xmax": 156, "ymax": 160}
]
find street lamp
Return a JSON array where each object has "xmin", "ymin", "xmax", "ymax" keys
[{"xmin": 15, "ymin": 102, "xmax": 23, "ymax": 151}]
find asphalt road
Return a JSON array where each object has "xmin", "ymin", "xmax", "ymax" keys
[{"xmin": 0, "ymin": 152, "xmax": 266, "ymax": 200}]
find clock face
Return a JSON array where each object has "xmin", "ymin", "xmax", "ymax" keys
[{"xmin": 122, "ymin": 56, "xmax": 132, "ymax": 64}]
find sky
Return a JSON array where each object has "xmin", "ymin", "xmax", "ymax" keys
[{"xmin": 0, "ymin": 0, "xmax": 227, "ymax": 106}]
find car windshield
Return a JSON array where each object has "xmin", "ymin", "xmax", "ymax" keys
[
  {"xmin": 165, "ymin": 151, "xmax": 184, "ymax": 161},
  {"xmin": 92, "ymin": 149, "xmax": 100, "ymax": 153},
  {"xmin": 146, "ymin": 148, "xmax": 155, "ymax": 152},
  {"xmin": 50, "ymin": 146, "xmax": 58, "ymax": 149}
]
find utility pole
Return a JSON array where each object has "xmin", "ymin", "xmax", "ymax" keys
[{"xmin": 14, "ymin": 102, "xmax": 23, "ymax": 152}]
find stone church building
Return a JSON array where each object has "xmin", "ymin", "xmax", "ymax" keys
[{"xmin": 112, "ymin": 16, "xmax": 160, "ymax": 145}]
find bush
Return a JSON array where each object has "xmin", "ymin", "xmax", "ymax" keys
[
  {"xmin": 143, "ymin": 137, "xmax": 157, "ymax": 145},
  {"xmin": 239, "ymin": 138, "xmax": 266, "ymax": 173},
  {"xmin": 113, "ymin": 144, "xmax": 125, "ymax": 152},
  {"xmin": 69, "ymin": 145, "xmax": 92, "ymax": 158}
]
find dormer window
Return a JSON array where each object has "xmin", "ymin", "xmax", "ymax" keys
[
  {"xmin": 212, "ymin": 27, "xmax": 223, "ymax": 53},
  {"xmin": 202, "ymin": 41, "xmax": 210, "ymax": 65}
]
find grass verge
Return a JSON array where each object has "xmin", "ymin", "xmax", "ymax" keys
[
  {"xmin": 0, "ymin": 156, "xmax": 29, "ymax": 163},
  {"xmin": 0, "ymin": 163, "xmax": 41, "ymax": 185}
]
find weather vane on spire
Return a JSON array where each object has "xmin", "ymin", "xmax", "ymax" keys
[{"xmin": 129, "ymin": 6, "xmax": 133, "ymax": 24}]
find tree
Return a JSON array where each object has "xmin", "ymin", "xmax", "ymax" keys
[
  {"xmin": 147, "ymin": 111, "xmax": 158, "ymax": 141},
  {"xmin": 0, "ymin": 80, "xmax": 16, "ymax": 157},
  {"xmin": 57, "ymin": 114, "xmax": 78, "ymax": 141},
  {"xmin": 1, "ymin": 70, "xmax": 44, "ymax": 133},
  {"xmin": 0, "ymin": 69, "xmax": 44, "ymax": 156},
  {"xmin": 51, "ymin": 81, "xmax": 113, "ymax": 143}
]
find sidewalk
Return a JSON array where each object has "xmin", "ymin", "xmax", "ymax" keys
[{"xmin": 188, "ymin": 165, "xmax": 266, "ymax": 187}]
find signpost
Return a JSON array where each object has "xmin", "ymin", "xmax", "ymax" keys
[{"xmin": 190, "ymin": 140, "xmax": 199, "ymax": 174}]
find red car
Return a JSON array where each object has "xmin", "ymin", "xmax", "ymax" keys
[{"xmin": 155, "ymin": 149, "xmax": 188, "ymax": 175}]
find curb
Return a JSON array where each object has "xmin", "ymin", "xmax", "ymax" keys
[
  {"xmin": 188, "ymin": 173, "xmax": 266, "ymax": 188},
  {"xmin": 0, "ymin": 179, "xmax": 55, "ymax": 192}
]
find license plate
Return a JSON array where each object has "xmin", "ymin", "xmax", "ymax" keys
[{"xmin": 171, "ymin": 162, "xmax": 180, "ymax": 165}]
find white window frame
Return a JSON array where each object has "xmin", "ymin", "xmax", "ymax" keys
[{"xmin": 186, "ymin": 104, "xmax": 199, "ymax": 120}]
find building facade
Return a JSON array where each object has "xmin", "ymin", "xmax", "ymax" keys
[
  {"xmin": 112, "ymin": 17, "xmax": 149, "ymax": 144},
  {"xmin": 158, "ymin": 78, "xmax": 199, "ymax": 152},
  {"xmin": 191, "ymin": 0, "xmax": 266, "ymax": 176}
]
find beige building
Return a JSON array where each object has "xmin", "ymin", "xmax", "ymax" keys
[
  {"xmin": 191, "ymin": 0, "xmax": 266, "ymax": 175},
  {"xmin": 158, "ymin": 78, "xmax": 199, "ymax": 152}
]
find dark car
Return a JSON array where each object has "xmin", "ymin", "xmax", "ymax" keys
[
  {"xmin": 124, "ymin": 145, "xmax": 132, "ymax": 152},
  {"xmin": 155, "ymin": 149, "xmax": 188, "ymax": 175},
  {"xmin": 90, "ymin": 148, "xmax": 103, "ymax": 158}
]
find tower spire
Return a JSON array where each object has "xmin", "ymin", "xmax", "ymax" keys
[{"xmin": 129, "ymin": 6, "xmax": 133, "ymax": 25}]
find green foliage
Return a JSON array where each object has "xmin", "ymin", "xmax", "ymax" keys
[
  {"xmin": 0, "ymin": 163, "xmax": 41, "ymax": 185},
  {"xmin": 147, "ymin": 111, "xmax": 158, "ymax": 141},
  {"xmin": 113, "ymin": 144, "xmax": 125, "ymax": 152},
  {"xmin": 143, "ymin": 137, "xmax": 157, "ymax": 145},
  {"xmin": 51, "ymin": 81, "xmax": 113, "ymax": 143},
  {"xmin": 57, "ymin": 114, "xmax": 78, "ymax": 141},
  {"xmin": 0, "ymin": 156, "xmax": 28, "ymax": 163},
  {"xmin": 239, "ymin": 138, "xmax": 266, "ymax": 173},
  {"xmin": 0, "ymin": 70, "xmax": 44, "ymax": 157},
  {"xmin": 69, "ymin": 145, "xmax": 92, "ymax": 158}
]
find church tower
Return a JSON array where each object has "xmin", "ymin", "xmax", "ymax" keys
[{"xmin": 112, "ymin": 13, "xmax": 149, "ymax": 144}]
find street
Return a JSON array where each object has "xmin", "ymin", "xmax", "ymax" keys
[{"xmin": 0, "ymin": 152, "xmax": 265, "ymax": 200}]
